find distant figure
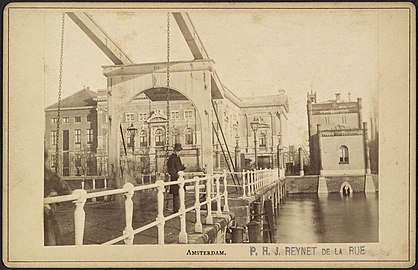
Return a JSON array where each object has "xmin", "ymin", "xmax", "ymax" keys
[
  {"xmin": 342, "ymin": 185, "xmax": 350, "ymax": 196},
  {"xmin": 167, "ymin": 143, "xmax": 186, "ymax": 213},
  {"xmin": 44, "ymin": 153, "xmax": 72, "ymax": 246}
]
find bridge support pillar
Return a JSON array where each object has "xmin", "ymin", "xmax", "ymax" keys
[
  {"xmin": 364, "ymin": 174, "xmax": 375, "ymax": 192},
  {"xmin": 317, "ymin": 175, "xmax": 328, "ymax": 194},
  {"xmin": 299, "ymin": 147, "xmax": 304, "ymax": 176}
]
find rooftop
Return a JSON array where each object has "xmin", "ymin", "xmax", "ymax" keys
[{"xmin": 46, "ymin": 87, "xmax": 98, "ymax": 110}]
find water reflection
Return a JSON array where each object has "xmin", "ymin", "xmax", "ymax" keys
[{"xmin": 275, "ymin": 193, "xmax": 378, "ymax": 243}]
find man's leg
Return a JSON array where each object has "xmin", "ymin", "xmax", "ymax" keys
[{"xmin": 173, "ymin": 194, "xmax": 180, "ymax": 213}]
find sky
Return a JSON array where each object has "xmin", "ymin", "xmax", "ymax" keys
[{"xmin": 44, "ymin": 10, "xmax": 379, "ymax": 146}]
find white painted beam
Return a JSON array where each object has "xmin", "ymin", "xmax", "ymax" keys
[
  {"xmin": 66, "ymin": 12, "xmax": 133, "ymax": 65},
  {"xmin": 172, "ymin": 12, "xmax": 209, "ymax": 60}
]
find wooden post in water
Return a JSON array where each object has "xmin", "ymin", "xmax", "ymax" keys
[{"xmin": 263, "ymin": 199, "xmax": 275, "ymax": 243}]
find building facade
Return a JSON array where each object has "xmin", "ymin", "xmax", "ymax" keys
[
  {"xmin": 307, "ymin": 92, "xmax": 371, "ymax": 176},
  {"xmin": 45, "ymin": 87, "xmax": 289, "ymax": 177},
  {"xmin": 45, "ymin": 88, "xmax": 98, "ymax": 176}
]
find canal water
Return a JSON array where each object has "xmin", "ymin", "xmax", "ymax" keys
[{"xmin": 275, "ymin": 192, "xmax": 379, "ymax": 243}]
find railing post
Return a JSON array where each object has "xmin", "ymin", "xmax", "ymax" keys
[
  {"xmin": 248, "ymin": 171, "xmax": 252, "ymax": 196},
  {"xmin": 223, "ymin": 170, "xmax": 229, "ymax": 212},
  {"xmin": 205, "ymin": 174, "xmax": 213, "ymax": 224},
  {"xmin": 104, "ymin": 178, "xmax": 108, "ymax": 188},
  {"xmin": 215, "ymin": 175, "xmax": 222, "ymax": 216},
  {"xmin": 73, "ymin": 189, "xmax": 87, "ymax": 245},
  {"xmin": 123, "ymin": 182, "xmax": 135, "ymax": 244},
  {"xmin": 242, "ymin": 169, "xmax": 247, "ymax": 198},
  {"xmin": 194, "ymin": 176, "xmax": 203, "ymax": 233},
  {"xmin": 178, "ymin": 171, "xmax": 188, "ymax": 243},
  {"xmin": 92, "ymin": 178, "xmax": 96, "ymax": 190},
  {"xmin": 81, "ymin": 179, "xmax": 85, "ymax": 190},
  {"xmin": 156, "ymin": 179, "xmax": 165, "ymax": 244}
]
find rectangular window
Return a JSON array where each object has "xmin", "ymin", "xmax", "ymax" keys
[
  {"xmin": 75, "ymin": 129, "xmax": 81, "ymax": 144},
  {"xmin": 86, "ymin": 115, "xmax": 92, "ymax": 122},
  {"xmin": 87, "ymin": 129, "xmax": 93, "ymax": 144},
  {"xmin": 51, "ymin": 118, "xmax": 57, "ymax": 124},
  {"xmin": 125, "ymin": 113, "xmax": 135, "ymax": 122},
  {"xmin": 75, "ymin": 154, "xmax": 82, "ymax": 167},
  {"xmin": 50, "ymin": 130, "xmax": 57, "ymax": 146},
  {"xmin": 74, "ymin": 116, "xmax": 81, "ymax": 123},
  {"xmin": 50, "ymin": 154, "xmax": 57, "ymax": 169},
  {"xmin": 325, "ymin": 116, "xmax": 330, "ymax": 124},
  {"xmin": 171, "ymin": 111, "xmax": 180, "ymax": 120},
  {"xmin": 184, "ymin": 110, "xmax": 193, "ymax": 119},
  {"xmin": 62, "ymin": 117, "xmax": 69, "ymax": 123},
  {"xmin": 139, "ymin": 113, "xmax": 147, "ymax": 121}
]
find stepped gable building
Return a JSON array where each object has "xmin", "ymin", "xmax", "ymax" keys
[
  {"xmin": 46, "ymin": 87, "xmax": 289, "ymax": 177},
  {"xmin": 307, "ymin": 92, "xmax": 371, "ymax": 176},
  {"xmin": 45, "ymin": 87, "xmax": 98, "ymax": 176}
]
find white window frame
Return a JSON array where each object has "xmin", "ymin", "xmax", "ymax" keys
[
  {"xmin": 75, "ymin": 129, "xmax": 81, "ymax": 144},
  {"xmin": 50, "ymin": 130, "xmax": 57, "ymax": 146},
  {"xmin": 185, "ymin": 128, "xmax": 193, "ymax": 145},
  {"xmin": 87, "ymin": 129, "xmax": 93, "ymax": 144},
  {"xmin": 171, "ymin": 110, "xmax": 180, "ymax": 120},
  {"xmin": 125, "ymin": 113, "xmax": 135, "ymax": 122},
  {"xmin": 184, "ymin": 110, "xmax": 193, "ymax": 119},
  {"xmin": 138, "ymin": 112, "xmax": 147, "ymax": 121}
]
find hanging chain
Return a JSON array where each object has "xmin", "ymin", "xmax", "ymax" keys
[
  {"xmin": 54, "ymin": 12, "xmax": 65, "ymax": 173},
  {"xmin": 166, "ymin": 12, "xmax": 171, "ymax": 150}
]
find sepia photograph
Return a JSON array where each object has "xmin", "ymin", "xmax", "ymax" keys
[{"xmin": 3, "ymin": 2, "xmax": 415, "ymax": 268}]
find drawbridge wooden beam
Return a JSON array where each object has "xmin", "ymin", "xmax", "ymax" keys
[
  {"xmin": 66, "ymin": 12, "xmax": 133, "ymax": 65},
  {"xmin": 172, "ymin": 12, "xmax": 209, "ymax": 60}
]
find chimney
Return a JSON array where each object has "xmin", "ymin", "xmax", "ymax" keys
[
  {"xmin": 348, "ymin": 92, "xmax": 351, "ymax": 101},
  {"xmin": 335, "ymin": 93, "xmax": 341, "ymax": 102}
]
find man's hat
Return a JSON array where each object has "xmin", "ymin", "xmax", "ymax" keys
[{"xmin": 174, "ymin": 143, "xmax": 182, "ymax": 151}]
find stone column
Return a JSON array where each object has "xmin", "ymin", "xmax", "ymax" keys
[
  {"xmin": 317, "ymin": 124, "xmax": 323, "ymax": 175},
  {"xmin": 357, "ymin": 98, "xmax": 363, "ymax": 129},
  {"xmin": 363, "ymin": 122, "xmax": 371, "ymax": 174},
  {"xmin": 215, "ymin": 144, "xmax": 221, "ymax": 169},
  {"xmin": 299, "ymin": 147, "xmax": 304, "ymax": 176},
  {"xmin": 235, "ymin": 143, "xmax": 241, "ymax": 172},
  {"xmin": 317, "ymin": 124, "xmax": 327, "ymax": 194},
  {"xmin": 363, "ymin": 122, "xmax": 375, "ymax": 192}
]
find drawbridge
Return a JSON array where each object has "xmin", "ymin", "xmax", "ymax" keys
[{"xmin": 63, "ymin": 12, "xmax": 239, "ymax": 188}]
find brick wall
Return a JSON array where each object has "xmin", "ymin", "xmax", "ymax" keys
[
  {"xmin": 286, "ymin": 176, "xmax": 318, "ymax": 193},
  {"xmin": 325, "ymin": 175, "xmax": 365, "ymax": 193},
  {"xmin": 284, "ymin": 174, "xmax": 379, "ymax": 193}
]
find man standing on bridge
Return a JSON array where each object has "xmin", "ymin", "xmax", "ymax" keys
[{"xmin": 167, "ymin": 143, "xmax": 186, "ymax": 213}]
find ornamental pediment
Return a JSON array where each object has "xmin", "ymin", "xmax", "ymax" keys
[{"xmin": 147, "ymin": 109, "xmax": 167, "ymax": 123}]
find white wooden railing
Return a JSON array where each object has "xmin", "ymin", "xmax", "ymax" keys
[
  {"xmin": 220, "ymin": 168, "xmax": 283, "ymax": 198},
  {"xmin": 44, "ymin": 170, "xmax": 229, "ymax": 245},
  {"xmin": 242, "ymin": 168, "xmax": 279, "ymax": 197}
]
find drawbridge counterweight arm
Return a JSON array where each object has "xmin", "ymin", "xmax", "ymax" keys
[{"xmin": 66, "ymin": 12, "xmax": 133, "ymax": 65}]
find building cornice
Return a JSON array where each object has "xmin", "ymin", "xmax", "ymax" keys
[{"xmin": 45, "ymin": 106, "xmax": 96, "ymax": 112}]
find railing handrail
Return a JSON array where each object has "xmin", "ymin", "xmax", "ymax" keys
[{"xmin": 44, "ymin": 170, "xmax": 229, "ymax": 245}]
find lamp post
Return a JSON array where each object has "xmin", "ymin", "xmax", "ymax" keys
[
  {"xmin": 250, "ymin": 117, "xmax": 260, "ymax": 169},
  {"xmin": 127, "ymin": 123, "xmax": 138, "ymax": 154},
  {"xmin": 277, "ymin": 134, "xmax": 282, "ymax": 177},
  {"xmin": 235, "ymin": 134, "xmax": 240, "ymax": 172}
]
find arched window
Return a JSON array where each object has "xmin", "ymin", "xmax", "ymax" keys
[
  {"xmin": 185, "ymin": 128, "xmax": 193, "ymax": 145},
  {"xmin": 172, "ymin": 128, "xmax": 180, "ymax": 144},
  {"xmin": 155, "ymin": 129, "xmax": 165, "ymax": 147},
  {"xmin": 259, "ymin": 132, "xmax": 267, "ymax": 147},
  {"xmin": 339, "ymin": 145, "xmax": 349, "ymax": 163},
  {"xmin": 139, "ymin": 130, "xmax": 147, "ymax": 147}
]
